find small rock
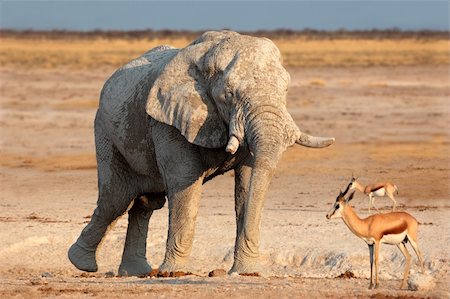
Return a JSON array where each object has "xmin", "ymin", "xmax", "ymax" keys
[
  {"xmin": 30, "ymin": 278, "xmax": 48, "ymax": 286},
  {"xmin": 148, "ymin": 269, "xmax": 159, "ymax": 277},
  {"xmin": 41, "ymin": 272, "xmax": 53, "ymax": 278},
  {"xmin": 105, "ymin": 271, "xmax": 115, "ymax": 278},
  {"xmin": 157, "ymin": 271, "xmax": 170, "ymax": 278},
  {"xmin": 135, "ymin": 269, "xmax": 165, "ymax": 278},
  {"xmin": 408, "ymin": 273, "xmax": 435, "ymax": 291},
  {"xmin": 208, "ymin": 269, "xmax": 227, "ymax": 277}
]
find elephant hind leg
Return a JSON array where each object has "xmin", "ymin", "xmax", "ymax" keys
[
  {"xmin": 69, "ymin": 180, "xmax": 138, "ymax": 273},
  {"xmin": 118, "ymin": 193, "xmax": 166, "ymax": 276},
  {"xmin": 69, "ymin": 125, "xmax": 141, "ymax": 273},
  {"xmin": 69, "ymin": 202, "xmax": 129, "ymax": 272}
]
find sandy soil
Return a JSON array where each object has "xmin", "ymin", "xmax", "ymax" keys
[{"xmin": 0, "ymin": 65, "xmax": 449, "ymax": 298}]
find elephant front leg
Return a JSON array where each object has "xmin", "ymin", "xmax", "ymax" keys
[
  {"xmin": 152, "ymin": 122, "xmax": 205, "ymax": 274},
  {"xmin": 118, "ymin": 193, "xmax": 166, "ymax": 276},
  {"xmin": 159, "ymin": 178, "xmax": 203, "ymax": 273},
  {"xmin": 230, "ymin": 162, "xmax": 265, "ymax": 275}
]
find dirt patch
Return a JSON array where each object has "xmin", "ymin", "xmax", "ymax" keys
[
  {"xmin": 156, "ymin": 271, "xmax": 194, "ymax": 278},
  {"xmin": 336, "ymin": 270, "xmax": 356, "ymax": 279}
]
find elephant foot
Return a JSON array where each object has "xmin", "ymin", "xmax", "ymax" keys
[
  {"xmin": 118, "ymin": 259, "xmax": 152, "ymax": 276},
  {"xmin": 68, "ymin": 241, "xmax": 98, "ymax": 272},
  {"xmin": 158, "ymin": 259, "xmax": 188, "ymax": 274},
  {"xmin": 229, "ymin": 259, "xmax": 267, "ymax": 277}
]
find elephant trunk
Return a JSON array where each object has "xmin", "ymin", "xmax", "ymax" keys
[
  {"xmin": 231, "ymin": 102, "xmax": 334, "ymax": 273},
  {"xmin": 233, "ymin": 106, "xmax": 286, "ymax": 269},
  {"xmin": 245, "ymin": 105, "xmax": 287, "ymax": 165}
]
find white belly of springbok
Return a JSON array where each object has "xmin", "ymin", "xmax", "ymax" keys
[
  {"xmin": 372, "ymin": 188, "xmax": 386, "ymax": 197},
  {"xmin": 381, "ymin": 230, "xmax": 408, "ymax": 245}
]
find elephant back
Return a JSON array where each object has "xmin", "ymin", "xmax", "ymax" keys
[
  {"xmin": 99, "ymin": 45, "xmax": 179, "ymax": 116},
  {"xmin": 97, "ymin": 46, "xmax": 179, "ymax": 168}
]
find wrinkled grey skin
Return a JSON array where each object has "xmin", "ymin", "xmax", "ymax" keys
[{"xmin": 68, "ymin": 31, "xmax": 334, "ymax": 276}]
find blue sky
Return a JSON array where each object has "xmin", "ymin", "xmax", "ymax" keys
[{"xmin": 0, "ymin": 1, "xmax": 448, "ymax": 31}]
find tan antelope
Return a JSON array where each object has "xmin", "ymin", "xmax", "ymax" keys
[
  {"xmin": 349, "ymin": 176, "xmax": 399, "ymax": 212},
  {"xmin": 326, "ymin": 186, "xmax": 425, "ymax": 289}
]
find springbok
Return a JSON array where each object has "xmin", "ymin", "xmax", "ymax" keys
[
  {"xmin": 326, "ymin": 187, "xmax": 425, "ymax": 289},
  {"xmin": 349, "ymin": 176, "xmax": 399, "ymax": 212}
]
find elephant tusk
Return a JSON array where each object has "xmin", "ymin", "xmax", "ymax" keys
[
  {"xmin": 226, "ymin": 135, "xmax": 240, "ymax": 154},
  {"xmin": 296, "ymin": 133, "xmax": 335, "ymax": 148}
]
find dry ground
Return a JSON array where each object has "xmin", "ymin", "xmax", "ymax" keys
[{"xmin": 0, "ymin": 35, "xmax": 449, "ymax": 298}]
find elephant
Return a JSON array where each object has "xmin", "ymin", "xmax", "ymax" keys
[{"xmin": 68, "ymin": 30, "xmax": 335, "ymax": 276}]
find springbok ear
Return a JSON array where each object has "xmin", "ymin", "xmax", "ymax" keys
[
  {"xmin": 347, "ymin": 191, "xmax": 356, "ymax": 202},
  {"xmin": 146, "ymin": 39, "xmax": 228, "ymax": 148}
]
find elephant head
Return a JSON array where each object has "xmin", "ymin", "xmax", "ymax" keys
[
  {"xmin": 147, "ymin": 31, "xmax": 334, "ymax": 272},
  {"xmin": 147, "ymin": 30, "xmax": 333, "ymax": 156}
]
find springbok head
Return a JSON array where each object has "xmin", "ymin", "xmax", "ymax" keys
[
  {"xmin": 349, "ymin": 174, "xmax": 359, "ymax": 190},
  {"xmin": 326, "ymin": 190, "xmax": 355, "ymax": 219}
]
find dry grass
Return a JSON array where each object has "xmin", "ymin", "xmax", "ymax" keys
[
  {"xmin": 277, "ymin": 38, "xmax": 449, "ymax": 67},
  {"xmin": 0, "ymin": 37, "xmax": 190, "ymax": 69},
  {"xmin": 308, "ymin": 78, "xmax": 326, "ymax": 86},
  {"xmin": 0, "ymin": 35, "xmax": 448, "ymax": 69}
]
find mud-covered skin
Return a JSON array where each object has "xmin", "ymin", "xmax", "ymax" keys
[{"xmin": 68, "ymin": 31, "xmax": 333, "ymax": 276}]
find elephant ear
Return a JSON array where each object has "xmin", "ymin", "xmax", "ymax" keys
[{"xmin": 146, "ymin": 41, "xmax": 228, "ymax": 148}]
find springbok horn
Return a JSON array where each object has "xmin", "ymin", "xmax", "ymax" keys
[
  {"xmin": 342, "ymin": 182, "xmax": 351, "ymax": 196},
  {"xmin": 296, "ymin": 132, "xmax": 335, "ymax": 148},
  {"xmin": 226, "ymin": 135, "xmax": 239, "ymax": 154}
]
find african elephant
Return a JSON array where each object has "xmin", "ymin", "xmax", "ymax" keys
[{"xmin": 68, "ymin": 31, "xmax": 334, "ymax": 276}]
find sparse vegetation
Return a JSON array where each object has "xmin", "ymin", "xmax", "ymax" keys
[
  {"xmin": 0, "ymin": 30, "xmax": 448, "ymax": 69},
  {"xmin": 309, "ymin": 78, "xmax": 326, "ymax": 86}
]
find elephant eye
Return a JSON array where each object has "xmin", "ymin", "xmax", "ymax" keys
[{"xmin": 226, "ymin": 91, "xmax": 234, "ymax": 99}]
